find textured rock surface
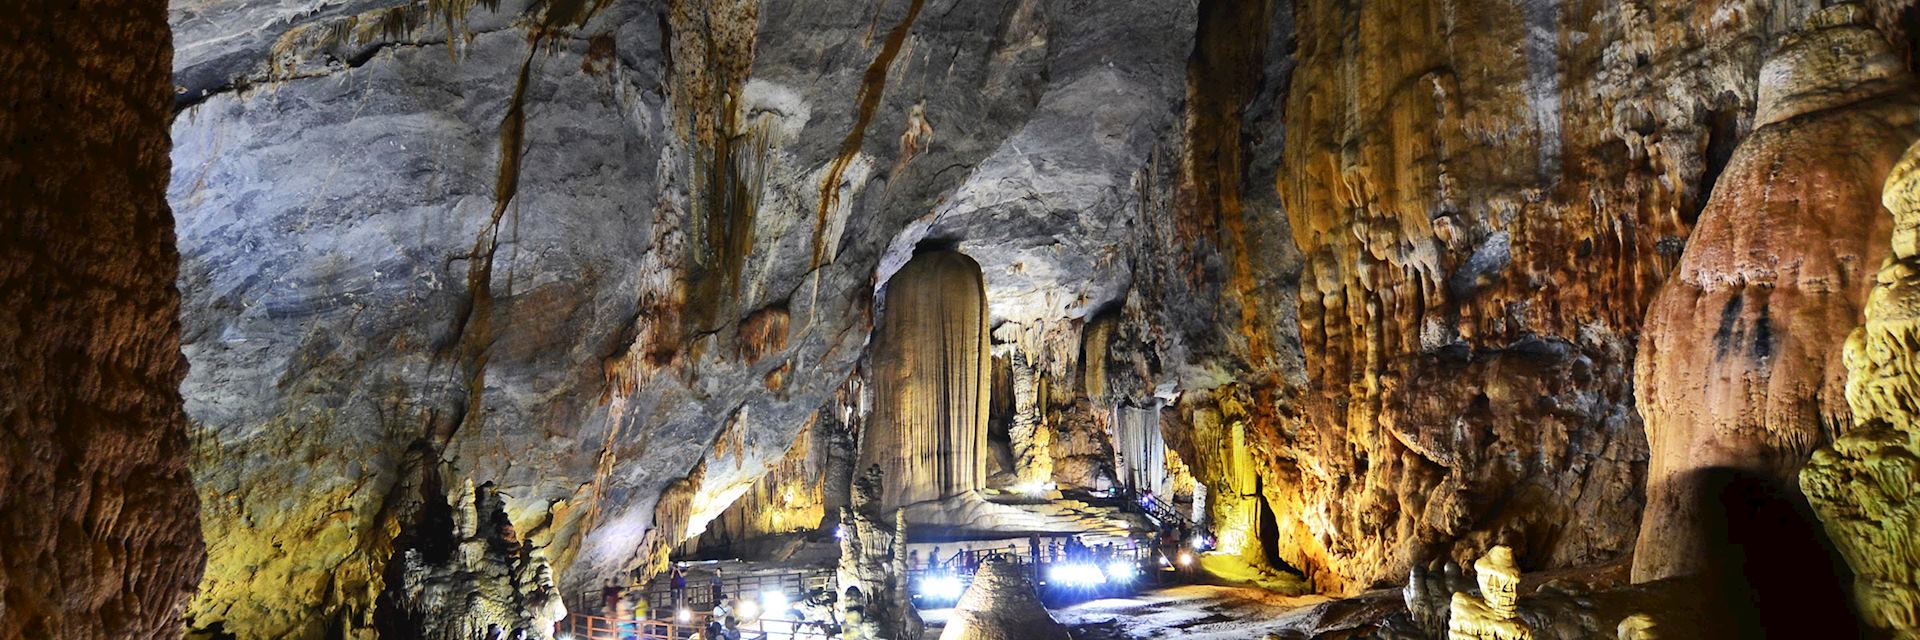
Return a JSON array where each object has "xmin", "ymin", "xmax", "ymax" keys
[
  {"xmin": 163, "ymin": 0, "xmax": 1920, "ymax": 630},
  {"xmin": 0, "ymin": 0, "xmax": 205, "ymax": 636},
  {"xmin": 861, "ymin": 250, "xmax": 992, "ymax": 509},
  {"xmin": 837, "ymin": 466, "xmax": 923, "ymax": 640},
  {"xmin": 938, "ymin": 559, "xmax": 1069, "ymax": 640},
  {"xmin": 1634, "ymin": 5, "xmax": 1920, "ymax": 582},
  {"xmin": 1802, "ymin": 139, "xmax": 1920, "ymax": 636},
  {"xmin": 168, "ymin": 0, "xmax": 1196, "ymax": 634},
  {"xmin": 1094, "ymin": 0, "xmax": 1920, "ymax": 596}
]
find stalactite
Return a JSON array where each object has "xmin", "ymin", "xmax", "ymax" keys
[
  {"xmin": 1113, "ymin": 402, "xmax": 1171, "ymax": 497},
  {"xmin": 860, "ymin": 250, "xmax": 991, "ymax": 509}
]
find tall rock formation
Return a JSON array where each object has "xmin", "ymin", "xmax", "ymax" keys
[
  {"xmin": 861, "ymin": 250, "xmax": 992, "ymax": 509},
  {"xmin": 1801, "ymin": 140, "xmax": 1920, "ymax": 637},
  {"xmin": 0, "ymin": 0, "xmax": 205, "ymax": 636},
  {"xmin": 1634, "ymin": 4, "xmax": 1920, "ymax": 582}
]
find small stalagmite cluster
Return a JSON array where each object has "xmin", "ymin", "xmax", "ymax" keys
[{"xmin": 836, "ymin": 466, "xmax": 923, "ymax": 640}]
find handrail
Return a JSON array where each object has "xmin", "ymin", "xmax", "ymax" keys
[{"xmin": 558, "ymin": 613, "xmax": 835, "ymax": 640}]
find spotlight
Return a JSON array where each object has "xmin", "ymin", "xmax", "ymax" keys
[
  {"xmin": 738, "ymin": 599, "xmax": 760, "ymax": 620},
  {"xmin": 677, "ymin": 607, "xmax": 692, "ymax": 623},
  {"xmin": 1190, "ymin": 535, "xmax": 1213, "ymax": 551},
  {"xmin": 1177, "ymin": 551, "xmax": 1195, "ymax": 567},
  {"xmin": 834, "ymin": 524, "xmax": 848, "ymax": 540},
  {"xmin": 1104, "ymin": 560, "xmax": 1138, "ymax": 583},
  {"xmin": 918, "ymin": 573, "xmax": 964, "ymax": 602},
  {"xmin": 1047, "ymin": 563, "xmax": 1108, "ymax": 587},
  {"xmin": 760, "ymin": 590, "xmax": 790, "ymax": 617},
  {"xmin": 556, "ymin": 634, "xmax": 574, "ymax": 640}
]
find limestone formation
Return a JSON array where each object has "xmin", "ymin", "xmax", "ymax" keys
[
  {"xmin": 862, "ymin": 250, "xmax": 992, "ymax": 509},
  {"xmin": 1446, "ymin": 546, "xmax": 1532, "ymax": 640},
  {"xmin": 1634, "ymin": 4, "xmax": 1920, "ymax": 582},
  {"xmin": 2, "ymin": 0, "xmax": 205, "ymax": 636},
  {"xmin": 379, "ymin": 478, "xmax": 567, "ymax": 639},
  {"xmin": 939, "ymin": 559, "xmax": 1071, "ymax": 640},
  {"xmin": 1801, "ymin": 139, "xmax": 1920, "ymax": 637},
  {"xmin": 837, "ymin": 466, "xmax": 924, "ymax": 640}
]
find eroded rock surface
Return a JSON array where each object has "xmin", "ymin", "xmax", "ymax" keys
[{"xmin": 2, "ymin": 0, "xmax": 204, "ymax": 636}]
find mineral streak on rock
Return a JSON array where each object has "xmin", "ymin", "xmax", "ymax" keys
[
  {"xmin": 939, "ymin": 559, "xmax": 1071, "ymax": 640},
  {"xmin": 0, "ymin": 0, "xmax": 205, "ymax": 635},
  {"xmin": 1635, "ymin": 4, "xmax": 1920, "ymax": 582},
  {"xmin": 861, "ymin": 250, "xmax": 992, "ymax": 509},
  {"xmin": 1802, "ymin": 138, "xmax": 1920, "ymax": 636},
  {"xmin": 812, "ymin": 0, "xmax": 926, "ymax": 270}
]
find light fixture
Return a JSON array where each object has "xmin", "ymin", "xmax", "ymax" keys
[
  {"xmin": 1177, "ymin": 551, "xmax": 1195, "ymax": 567},
  {"xmin": 738, "ymin": 599, "xmax": 760, "ymax": 620},
  {"xmin": 760, "ymin": 590, "xmax": 790, "ymax": 617},
  {"xmin": 1104, "ymin": 560, "xmax": 1138, "ymax": 583},
  {"xmin": 1047, "ymin": 563, "xmax": 1108, "ymax": 587},
  {"xmin": 677, "ymin": 607, "xmax": 692, "ymax": 623},
  {"xmin": 918, "ymin": 573, "xmax": 964, "ymax": 602}
]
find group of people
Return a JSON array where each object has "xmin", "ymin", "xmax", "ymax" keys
[
  {"xmin": 593, "ymin": 564, "xmax": 744, "ymax": 640},
  {"xmin": 910, "ymin": 535, "xmax": 1131, "ymax": 575}
]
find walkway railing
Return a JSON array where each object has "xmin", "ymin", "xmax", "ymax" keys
[
  {"xmin": 585, "ymin": 567, "xmax": 837, "ymax": 618},
  {"xmin": 557, "ymin": 613, "xmax": 836, "ymax": 640}
]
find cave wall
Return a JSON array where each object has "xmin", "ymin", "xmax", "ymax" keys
[
  {"xmin": 0, "ymin": 0, "xmax": 205, "ymax": 636},
  {"xmin": 1097, "ymin": 0, "xmax": 1920, "ymax": 596},
  {"xmin": 159, "ymin": 0, "xmax": 1920, "ymax": 626},
  {"xmin": 168, "ymin": 0, "xmax": 1203, "ymax": 632}
]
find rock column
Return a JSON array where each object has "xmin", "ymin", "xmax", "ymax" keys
[
  {"xmin": 0, "ymin": 0, "xmax": 205, "ymax": 636},
  {"xmin": 1633, "ymin": 4, "xmax": 1920, "ymax": 582},
  {"xmin": 862, "ymin": 250, "xmax": 992, "ymax": 508}
]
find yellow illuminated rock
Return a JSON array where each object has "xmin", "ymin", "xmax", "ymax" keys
[
  {"xmin": 1801, "ymin": 140, "xmax": 1920, "ymax": 638},
  {"xmin": 1447, "ymin": 546, "xmax": 1532, "ymax": 640}
]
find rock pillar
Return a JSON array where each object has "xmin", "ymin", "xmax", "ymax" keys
[{"xmin": 1633, "ymin": 4, "xmax": 1920, "ymax": 582}]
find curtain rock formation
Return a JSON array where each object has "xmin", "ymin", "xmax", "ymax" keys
[
  {"xmin": 861, "ymin": 250, "xmax": 992, "ymax": 509},
  {"xmin": 1634, "ymin": 4, "xmax": 1920, "ymax": 582}
]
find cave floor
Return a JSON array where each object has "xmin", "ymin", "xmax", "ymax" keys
[{"xmin": 920, "ymin": 584, "xmax": 1399, "ymax": 639}]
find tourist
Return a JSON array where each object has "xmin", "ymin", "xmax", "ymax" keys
[
  {"xmin": 928, "ymin": 546, "xmax": 943, "ymax": 571},
  {"xmin": 602, "ymin": 580, "xmax": 624, "ymax": 615},
  {"xmin": 671, "ymin": 563, "xmax": 688, "ymax": 610},
  {"xmin": 710, "ymin": 570, "xmax": 725, "ymax": 604}
]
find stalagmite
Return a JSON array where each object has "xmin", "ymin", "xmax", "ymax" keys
[
  {"xmin": 1633, "ymin": 4, "xmax": 1920, "ymax": 582},
  {"xmin": 1801, "ymin": 140, "xmax": 1920, "ymax": 637},
  {"xmin": 861, "ymin": 250, "xmax": 992, "ymax": 508},
  {"xmin": 1007, "ymin": 348, "xmax": 1056, "ymax": 488},
  {"xmin": 938, "ymin": 559, "xmax": 1070, "ymax": 640},
  {"xmin": 836, "ymin": 466, "xmax": 923, "ymax": 640}
]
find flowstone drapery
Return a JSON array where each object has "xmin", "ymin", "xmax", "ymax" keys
[{"xmin": 861, "ymin": 250, "xmax": 992, "ymax": 509}]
